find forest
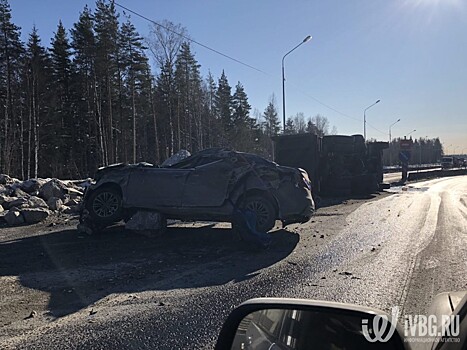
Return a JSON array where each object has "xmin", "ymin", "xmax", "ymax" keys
[
  {"xmin": 0, "ymin": 0, "xmax": 444, "ymax": 180},
  {"xmin": 0, "ymin": 0, "xmax": 305, "ymax": 179}
]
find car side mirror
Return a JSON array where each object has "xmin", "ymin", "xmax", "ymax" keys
[{"xmin": 215, "ymin": 298, "xmax": 409, "ymax": 350}]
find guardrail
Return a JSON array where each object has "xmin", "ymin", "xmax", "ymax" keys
[
  {"xmin": 407, "ymin": 168, "xmax": 467, "ymax": 181},
  {"xmin": 383, "ymin": 164, "xmax": 441, "ymax": 173}
]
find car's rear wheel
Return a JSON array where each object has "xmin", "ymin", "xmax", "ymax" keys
[
  {"xmin": 236, "ymin": 195, "xmax": 276, "ymax": 233},
  {"xmin": 86, "ymin": 186, "xmax": 123, "ymax": 225}
]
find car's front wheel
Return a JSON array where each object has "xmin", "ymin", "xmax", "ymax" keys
[
  {"xmin": 236, "ymin": 195, "xmax": 276, "ymax": 233},
  {"xmin": 86, "ymin": 186, "xmax": 123, "ymax": 225}
]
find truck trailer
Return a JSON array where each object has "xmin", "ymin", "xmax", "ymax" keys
[{"xmin": 272, "ymin": 133, "xmax": 388, "ymax": 197}]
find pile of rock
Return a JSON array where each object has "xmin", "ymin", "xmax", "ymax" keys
[{"xmin": 0, "ymin": 174, "xmax": 87, "ymax": 226}]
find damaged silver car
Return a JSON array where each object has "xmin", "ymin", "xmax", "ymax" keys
[{"xmin": 79, "ymin": 148, "xmax": 314, "ymax": 233}]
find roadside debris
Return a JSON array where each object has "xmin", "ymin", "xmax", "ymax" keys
[
  {"xmin": 47, "ymin": 197, "xmax": 63, "ymax": 211},
  {"xmin": 338, "ymin": 271, "xmax": 353, "ymax": 276},
  {"xmin": 21, "ymin": 208, "xmax": 50, "ymax": 224},
  {"xmin": 4, "ymin": 209, "xmax": 25, "ymax": 226},
  {"xmin": 25, "ymin": 310, "xmax": 37, "ymax": 319},
  {"xmin": 0, "ymin": 174, "xmax": 87, "ymax": 227},
  {"xmin": 125, "ymin": 211, "xmax": 167, "ymax": 237}
]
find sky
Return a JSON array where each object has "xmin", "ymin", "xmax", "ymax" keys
[{"xmin": 9, "ymin": 0, "xmax": 467, "ymax": 155}]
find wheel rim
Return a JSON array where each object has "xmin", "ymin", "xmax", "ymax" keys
[
  {"xmin": 246, "ymin": 200, "xmax": 269, "ymax": 227},
  {"xmin": 92, "ymin": 192, "xmax": 119, "ymax": 218}
]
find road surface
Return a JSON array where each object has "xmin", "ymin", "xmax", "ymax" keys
[{"xmin": 0, "ymin": 176, "xmax": 466, "ymax": 349}]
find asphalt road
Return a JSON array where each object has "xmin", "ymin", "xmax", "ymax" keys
[
  {"xmin": 384, "ymin": 171, "xmax": 403, "ymax": 183},
  {"xmin": 1, "ymin": 176, "xmax": 466, "ymax": 349}
]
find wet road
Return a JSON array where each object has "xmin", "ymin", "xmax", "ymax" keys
[{"xmin": 2, "ymin": 176, "xmax": 466, "ymax": 349}]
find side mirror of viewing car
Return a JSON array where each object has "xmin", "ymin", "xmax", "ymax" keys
[{"xmin": 215, "ymin": 298, "xmax": 409, "ymax": 350}]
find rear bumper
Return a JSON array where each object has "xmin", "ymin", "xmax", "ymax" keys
[{"xmin": 280, "ymin": 188, "xmax": 315, "ymax": 225}]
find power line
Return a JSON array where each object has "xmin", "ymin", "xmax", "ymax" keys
[
  {"xmin": 115, "ymin": 2, "xmax": 387, "ymax": 137},
  {"xmin": 287, "ymin": 82, "xmax": 387, "ymax": 135},
  {"xmin": 115, "ymin": 2, "xmax": 268, "ymax": 75},
  {"xmin": 366, "ymin": 123, "xmax": 387, "ymax": 136}
]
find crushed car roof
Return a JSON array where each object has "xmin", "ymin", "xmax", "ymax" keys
[{"xmin": 166, "ymin": 148, "xmax": 278, "ymax": 169}]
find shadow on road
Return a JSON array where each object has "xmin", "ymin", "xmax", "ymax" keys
[
  {"xmin": 0, "ymin": 223, "xmax": 298, "ymax": 317},
  {"xmin": 317, "ymin": 194, "xmax": 377, "ymax": 208}
]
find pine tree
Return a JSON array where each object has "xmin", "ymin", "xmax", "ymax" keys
[
  {"xmin": 119, "ymin": 17, "xmax": 150, "ymax": 163},
  {"xmin": 25, "ymin": 26, "xmax": 51, "ymax": 177},
  {"xmin": 214, "ymin": 70, "xmax": 233, "ymax": 145},
  {"xmin": 232, "ymin": 82, "xmax": 251, "ymax": 126},
  {"xmin": 94, "ymin": 0, "xmax": 120, "ymax": 165},
  {"xmin": 155, "ymin": 60, "xmax": 176, "ymax": 157},
  {"xmin": 284, "ymin": 118, "xmax": 295, "ymax": 134},
  {"xmin": 204, "ymin": 71, "xmax": 217, "ymax": 148},
  {"xmin": 0, "ymin": 0, "xmax": 24, "ymax": 176},
  {"xmin": 71, "ymin": 5, "xmax": 98, "ymax": 174},
  {"xmin": 174, "ymin": 42, "xmax": 203, "ymax": 151},
  {"xmin": 259, "ymin": 96, "xmax": 280, "ymax": 158},
  {"xmin": 231, "ymin": 81, "xmax": 254, "ymax": 150},
  {"xmin": 50, "ymin": 20, "xmax": 74, "ymax": 177},
  {"xmin": 262, "ymin": 97, "xmax": 280, "ymax": 138}
]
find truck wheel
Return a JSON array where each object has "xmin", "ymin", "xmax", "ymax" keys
[
  {"xmin": 86, "ymin": 186, "xmax": 123, "ymax": 225},
  {"xmin": 239, "ymin": 195, "xmax": 276, "ymax": 233}
]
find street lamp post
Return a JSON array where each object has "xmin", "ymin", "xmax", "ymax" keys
[
  {"xmin": 406, "ymin": 129, "xmax": 416, "ymax": 138},
  {"xmin": 363, "ymin": 100, "xmax": 380, "ymax": 140},
  {"xmin": 388, "ymin": 118, "xmax": 400, "ymax": 166},
  {"xmin": 419, "ymin": 143, "xmax": 422, "ymax": 166},
  {"xmin": 388, "ymin": 118, "xmax": 400, "ymax": 144},
  {"xmin": 282, "ymin": 35, "xmax": 312, "ymax": 133}
]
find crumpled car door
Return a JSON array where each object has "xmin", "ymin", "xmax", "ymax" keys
[
  {"xmin": 182, "ymin": 160, "xmax": 233, "ymax": 207},
  {"xmin": 125, "ymin": 168, "xmax": 189, "ymax": 208}
]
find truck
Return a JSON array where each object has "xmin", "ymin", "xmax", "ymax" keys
[
  {"xmin": 441, "ymin": 156, "xmax": 454, "ymax": 169},
  {"xmin": 271, "ymin": 133, "xmax": 388, "ymax": 197}
]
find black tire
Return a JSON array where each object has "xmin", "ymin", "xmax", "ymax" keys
[
  {"xmin": 86, "ymin": 186, "xmax": 123, "ymax": 225},
  {"xmin": 236, "ymin": 195, "xmax": 277, "ymax": 233}
]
